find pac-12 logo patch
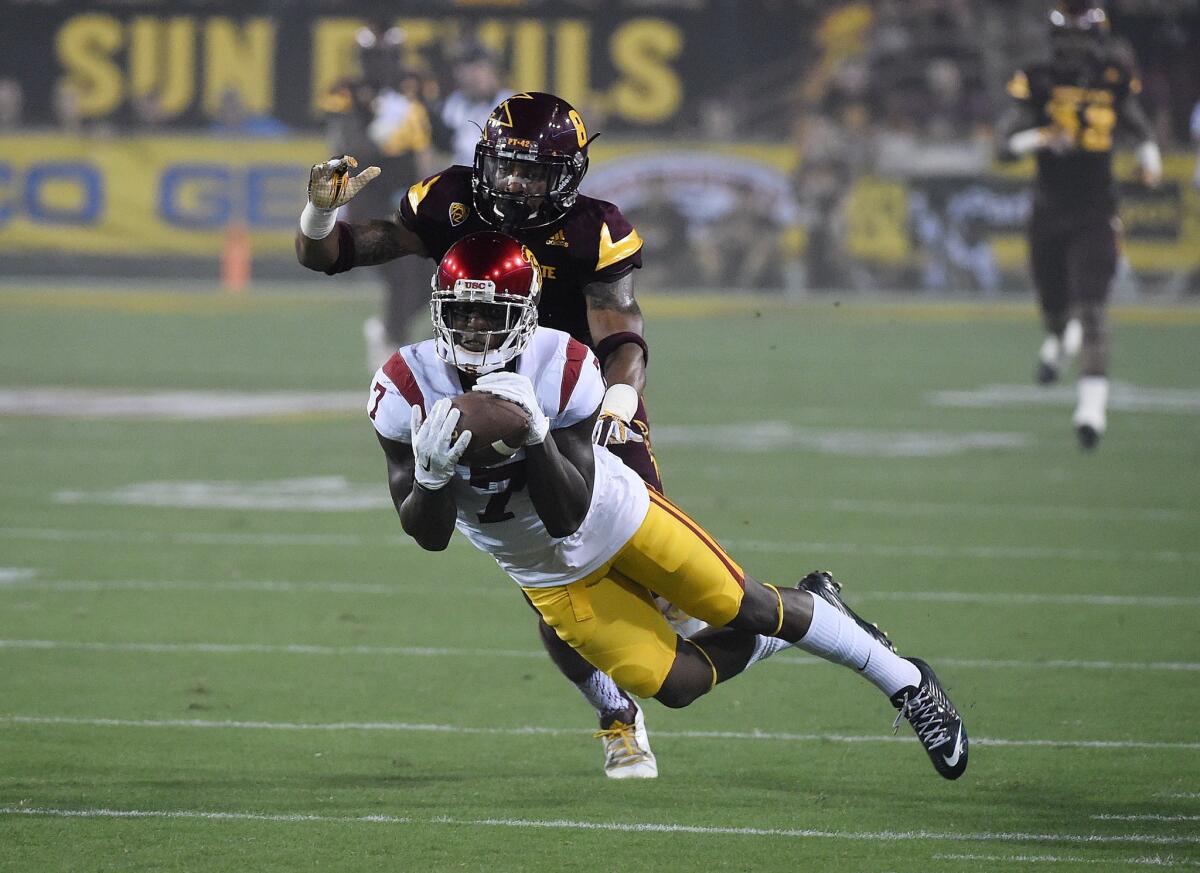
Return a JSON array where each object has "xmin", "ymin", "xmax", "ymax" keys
[{"xmin": 449, "ymin": 202, "xmax": 469, "ymax": 226}]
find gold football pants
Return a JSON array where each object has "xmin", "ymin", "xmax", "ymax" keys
[{"xmin": 523, "ymin": 490, "xmax": 745, "ymax": 697}]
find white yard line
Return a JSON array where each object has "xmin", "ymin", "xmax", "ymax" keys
[
  {"xmin": 4, "ymin": 715, "xmax": 1199, "ymax": 752},
  {"xmin": 0, "ymin": 527, "xmax": 376, "ymax": 548},
  {"xmin": 1094, "ymin": 815, "xmax": 1200, "ymax": 823},
  {"xmin": 1, "ymin": 806, "xmax": 1197, "ymax": 847},
  {"xmin": 1, "ymin": 577, "xmax": 1197, "ymax": 608},
  {"xmin": 5, "ymin": 526, "xmax": 1200, "ymax": 565},
  {"xmin": 935, "ymin": 853, "xmax": 1200, "ymax": 868},
  {"xmin": 1158, "ymin": 793, "xmax": 1200, "ymax": 799},
  {"xmin": 0, "ymin": 639, "xmax": 540, "ymax": 659},
  {"xmin": 2, "ymin": 639, "xmax": 1197, "ymax": 673},
  {"xmin": 725, "ymin": 538, "xmax": 1200, "ymax": 565}
]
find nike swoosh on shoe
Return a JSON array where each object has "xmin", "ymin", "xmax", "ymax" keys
[{"xmin": 942, "ymin": 726, "xmax": 965, "ymax": 768}]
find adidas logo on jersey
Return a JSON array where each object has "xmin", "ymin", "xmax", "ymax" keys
[{"xmin": 545, "ymin": 229, "xmax": 568, "ymax": 248}]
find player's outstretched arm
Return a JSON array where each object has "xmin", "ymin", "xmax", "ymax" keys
[
  {"xmin": 375, "ymin": 401, "xmax": 466, "ymax": 551},
  {"xmin": 295, "ymin": 155, "xmax": 430, "ymax": 273},
  {"xmin": 585, "ymin": 274, "xmax": 648, "ymax": 447},
  {"xmin": 585, "ymin": 274, "xmax": 646, "ymax": 391},
  {"xmin": 1118, "ymin": 92, "xmax": 1162, "ymax": 187},
  {"xmin": 473, "ymin": 373, "xmax": 594, "ymax": 537}
]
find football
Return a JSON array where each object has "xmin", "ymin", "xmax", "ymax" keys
[{"xmin": 451, "ymin": 391, "xmax": 530, "ymax": 467}]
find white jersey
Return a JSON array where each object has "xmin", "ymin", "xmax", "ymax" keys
[{"xmin": 369, "ymin": 327, "xmax": 651, "ymax": 587}]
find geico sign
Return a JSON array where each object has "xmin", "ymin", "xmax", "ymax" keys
[
  {"xmin": 158, "ymin": 164, "xmax": 302, "ymax": 229},
  {"xmin": 0, "ymin": 162, "xmax": 104, "ymax": 225},
  {"xmin": 0, "ymin": 161, "xmax": 303, "ymax": 229}
]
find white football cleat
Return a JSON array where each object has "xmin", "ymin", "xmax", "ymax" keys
[{"xmin": 595, "ymin": 701, "xmax": 658, "ymax": 779}]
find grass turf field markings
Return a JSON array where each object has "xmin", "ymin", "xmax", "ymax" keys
[
  {"xmin": 3, "ymin": 639, "xmax": 1198, "ymax": 673},
  {"xmin": 1093, "ymin": 815, "xmax": 1200, "ymax": 822},
  {"xmin": 2, "ymin": 576, "xmax": 1198, "ymax": 607},
  {"xmin": 41, "ymin": 475, "xmax": 1200, "ymax": 524},
  {"xmin": 6, "ymin": 286, "xmax": 1198, "ymax": 325},
  {"xmin": 681, "ymin": 494, "xmax": 1200, "ymax": 525},
  {"xmin": 1, "ymin": 806, "xmax": 1198, "ymax": 848},
  {"xmin": 927, "ymin": 382, "xmax": 1200, "ymax": 415},
  {"xmin": 6, "ymin": 526, "xmax": 1200, "ymax": 566},
  {"xmin": 727, "ymin": 538, "xmax": 1200, "ymax": 566},
  {"xmin": 5, "ymin": 715, "xmax": 1200, "ymax": 753},
  {"xmin": 935, "ymin": 853, "xmax": 1200, "ymax": 867}
]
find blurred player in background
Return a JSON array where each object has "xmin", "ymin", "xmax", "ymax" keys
[
  {"xmin": 997, "ymin": 0, "xmax": 1161, "ymax": 450},
  {"xmin": 296, "ymin": 92, "xmax": 692, "ymax": 779},
  {"xmin": 320, "ymin": 23, "xmax": 437, "ymax": 370},
  {"xmin": 367, "ymin": 231, "xmax": 969, "ymax": 782},
  {"xmin": 435, "ymin": 40, "xmax": 512, "ymax": 168}
]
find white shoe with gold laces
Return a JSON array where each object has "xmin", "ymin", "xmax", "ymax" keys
[{"xmin": 594, "ymin": 701, "xmax": 658, "ymax": 779}]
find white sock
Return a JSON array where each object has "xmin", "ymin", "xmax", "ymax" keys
[
  {"xmin": 1062, "ymin": 318, "xmax": 1083, "ymax": 358},
  {"xmin": 795, "ymin": 595, "xmax": 920, "ymax": 696},
  {"xmin": 744, "ymin": 635, "xmax": 791, "ymax": 670},
  {"xmin": 575, "ymin": 669, "xmax": 632, "ymax": 720},
  {"xmin": 1073, "ymin": 376, "xmax": 1109, "ymax": 433},
  {"xmin": 1038, "ymin": 333, "xmax": 1061, "ymax": 367}
]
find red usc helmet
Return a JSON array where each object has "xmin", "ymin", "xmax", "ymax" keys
[
  {"xmin": 431, "ymin": 232, "xmax": 542, "ymax": 374},
  {"xmin": 472, "ymin": 92, "xmax": 591, "ymax": 231}
]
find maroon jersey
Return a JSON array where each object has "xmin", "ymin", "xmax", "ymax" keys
[
  {"xmin": 398, "ymin": 165, "xmax": 642, "ymax": 346},
  {"xmin": 1006, "ymin": 53, "xmax": 1142, "ymax": 216}
]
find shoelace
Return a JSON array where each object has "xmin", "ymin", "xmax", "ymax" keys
[
  {"xmin": 892, "ymin": 689, "xmax": 953, "ymax": 751},
  {"xmin": 594, "ymin": 721, "xmax": 646, "ymax": 763}
]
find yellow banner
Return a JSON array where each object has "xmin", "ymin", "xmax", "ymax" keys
[{"xmin": 0, "ymin": 134, "xmax": 325, "ymax": 256}]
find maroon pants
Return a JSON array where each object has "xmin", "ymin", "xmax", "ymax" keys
[
  {"xmin": 607, "ymin": 396, "xmax": 664, "ymax": 493},
  {"xmin": 1028, "ymin": 207, "xmax": 1118, "ymax": 334}
]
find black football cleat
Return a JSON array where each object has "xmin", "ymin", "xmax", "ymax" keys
[
  {"xmin": 796, "ymin": 570, "xmax": 894, "ymax": 652},
  {"xmin": 1036, "ymin": 360, "xmax": 1059, "ymax": 385},
  {"xmin": 1076, "ymin": 424, "xmax": 1100, "ymax": 451},
  {"xmin": 890, "ymin": 657, "xmax": 968, "ymax": 780}
]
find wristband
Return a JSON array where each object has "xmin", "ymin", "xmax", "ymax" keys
[
  {"xmin": 300, "ymin": 202, "xmax": 340, "ymax": 240},
  {"xmin": 594, "ymin": 331, "xmax": 648, "ymax": 368},
  {"xmin": 1136, "ymin": 141, "xmax": 1162, "ymax": 178},
  {"xmin": 1007, "ymin": 128, "xmax": 1047, "ymax": 156},
  {"xmin": 599, "ymin": 383, "xmax": 639, "ymax": 423}
]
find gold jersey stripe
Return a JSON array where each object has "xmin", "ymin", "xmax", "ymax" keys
[
  {"xmin": 597, "ymin": 222, "xmax": 643, "ymax": 271},
  {"xmin": 406, "ymin": 174, "xmax": 441, "ymax": 213}
]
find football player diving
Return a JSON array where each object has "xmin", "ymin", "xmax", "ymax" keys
[
  {"xmin": 367, "ymin": 231, "xmax": 970, "ymax": 781},
  {"xmin": 996, "ymin": 0, "xmax": 1161, "ymax": 450},
  {"xmin": 297, "ymin": 92, "xmax": 685, "ymax": 778}
]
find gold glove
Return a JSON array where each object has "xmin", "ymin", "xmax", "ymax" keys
[{"xmin": 307, "ymin": 155, "xmax": 381, "ymax": 210}]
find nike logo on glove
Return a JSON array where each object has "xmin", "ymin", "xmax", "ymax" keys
[{"xmin": 942, "ymin": 726, "xmax": 965, "ymax": 767}]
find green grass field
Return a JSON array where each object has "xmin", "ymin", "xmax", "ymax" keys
[{"xmin": 1, "ymin": 286, "xmax": 1198, "ymax": 872}]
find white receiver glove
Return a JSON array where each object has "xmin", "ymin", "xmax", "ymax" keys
[
  {"xmin": 592, "ymin": 383, "xmax": 643, "ymax": 446},
  {"xmin": 1136, "ymin": 140, "xmax": 1162, "ymax": 188},
  {"xmin": 472, "ymin": 372, "xmax": 549, "ymax": 445},
  {"xmin": 411, "ymin": 398, "xmax": 471, "ymax": 490},
  {"xmin": 300, "ymin": 155, "xmax": 381, "ymax": 240}
]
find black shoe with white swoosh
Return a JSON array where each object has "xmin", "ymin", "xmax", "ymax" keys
[{"xmin": 889, "ymin": 657, "xmax": 968, "ymax": 780}]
